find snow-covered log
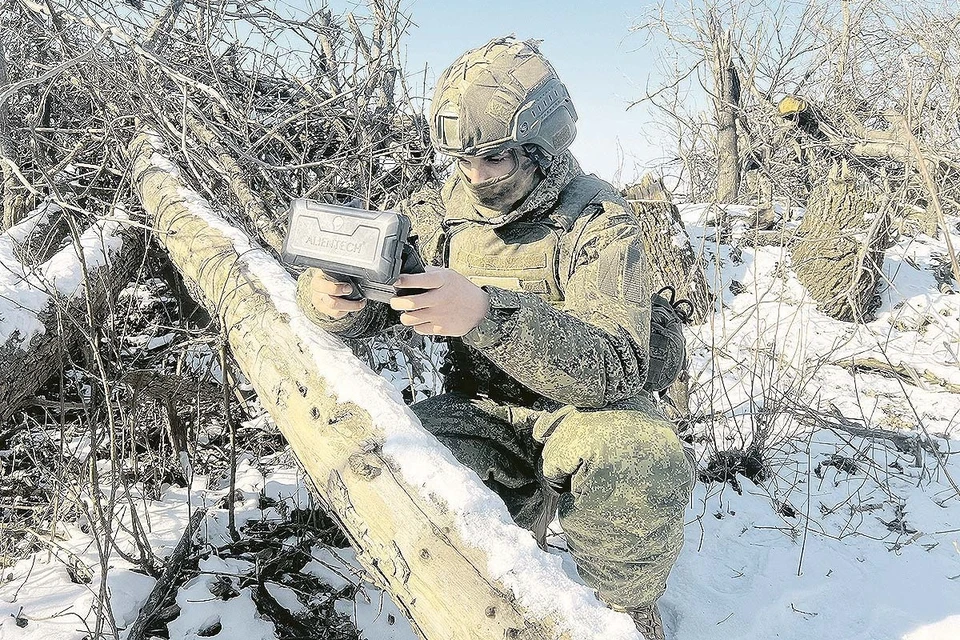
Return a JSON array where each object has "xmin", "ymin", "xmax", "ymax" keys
[
  {"xmin": 0, "ymin": 202, "xmax": 69, "ymax": 266},
  {"xmin": 184, "ymin": 113, "xmax": 284, "ymax": 253},
  {"xmin": 0, "ymin": 210, "xmax": 143, "ymax": 422},
  {"xmin": 128, "ymin": 130, "xmax": 641, "ymax": 640}
]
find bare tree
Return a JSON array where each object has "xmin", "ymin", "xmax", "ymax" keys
[
  {"xmin": 707, "ymin": 10, "xmax": 741, "ymax": 204},
  {"xmin": 631, "ymin": 0, "xmax": 960, "ymax": 285},
  {"xmin": 0, "ymin": 1, "xmax": 441, "ymax": 636},
  {"xmin": 630, "ymin": 0, "xmax": 825, "ymax": 204}
]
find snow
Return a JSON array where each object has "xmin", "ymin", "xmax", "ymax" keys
[
  {"xmin": 1, "ymin": 173, "xmax": 959, "ymax": 640},
  {"xmin": 664, "ymin": 432, "xmax": 960, "ymax": 639},
  {"xmin": 303, "ymin": 547, "xmax": 360, "ymax": 593},
  {"xmin": 0, "ymin": 206, "xmax": 129, "ymax": 348},
  {"xmin": 168, "ymin": 573, "xmax": 276, "ymax": 640},
  {"xmin": 0, "ymin": 203, "xmax": 57, "ymax": 257},
  {"xmin": 664, "ymin": 203, "xmax": 960, "ymax": 638}
]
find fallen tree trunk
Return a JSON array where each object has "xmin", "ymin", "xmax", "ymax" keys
[
  {"xmin": 184, "ymin": 113, "xmax": 284, "ymax": 252},
  {"xmin": 831, "ymin": 356, "xmax": 960, "ymax": 394},
  {"xmin": 128, "ymin": 131, "xmax": 639, "ymax": 640},
  {"xmin": 0, "ymin": 202, "xmax": 69, "ymax": 266},
  {"xmin": 0, "ymin": 213, "xmax": 144, "ymax": 422}
]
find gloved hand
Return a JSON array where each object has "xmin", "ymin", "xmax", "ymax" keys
[{"xmin": 533, "ymin": 405, "xmax": 582, "ymax": 494}]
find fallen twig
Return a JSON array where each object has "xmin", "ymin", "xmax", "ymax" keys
[
  {"xmin": 125, "ymin": 507, "xmax": 206, "ymax": 640},
  {"xmin": 831, "ymin": 356, "xmax": 960, "ymax": 394}
]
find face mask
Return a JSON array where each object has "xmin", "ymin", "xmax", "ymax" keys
[{"xmin": 459, "ymin": 150, "xmax": 541, "ymax": 215}]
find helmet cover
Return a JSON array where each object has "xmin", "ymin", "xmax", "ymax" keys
[{"xmin": 430, "ymin": 36, "xmax": 578, "ymax": 158}]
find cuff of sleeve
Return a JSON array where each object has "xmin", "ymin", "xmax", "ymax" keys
[{"xmin": 462, "ymin": 286, "xmax": 521, "ymax": 350}]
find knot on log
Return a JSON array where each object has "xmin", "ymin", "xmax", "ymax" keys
[{"xmin": 348, "ymin": 451, "xmax": 383, "ymax": 479}]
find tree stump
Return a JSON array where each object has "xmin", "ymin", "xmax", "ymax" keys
[
  {"xmin": 624, "ymin": 174, "xmax": 712, "ymax": 422},
  {"xmin": 624, "ymin": 174, "xmax": 712, "ymax": 323},
  {"xmin": 791, "ymin": 163, "xmax": 891, "ymax": 322}
]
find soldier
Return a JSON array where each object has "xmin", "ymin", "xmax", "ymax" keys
[{"xmin": 297, "ymin": 36, "xmax": 691, "ymax": 639}]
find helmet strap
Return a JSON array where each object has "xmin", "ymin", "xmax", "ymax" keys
[{"xmin": 522, "ymin": 144, "xmax": 554, "ymax": 171}]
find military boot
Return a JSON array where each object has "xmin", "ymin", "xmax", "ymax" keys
[{"xmin": 630, "ymin": 603, "xmax": 665, "ymax": 640}]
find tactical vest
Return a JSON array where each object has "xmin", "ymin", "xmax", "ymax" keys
[
  {"xmin": 443, "ymin": 174, "xmax": 611, "ymax": 299},
  {"xmin": 438, "ymin": 173, "xmax": 690, "ymax": 402},
  {"xmin": 439, "ymin": 174, "xmax": 610, "ymax": 404}
]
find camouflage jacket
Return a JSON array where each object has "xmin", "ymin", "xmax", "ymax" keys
[{"xmin": 301, "ymin": 152, "xmax": 652, "ymax": 409}]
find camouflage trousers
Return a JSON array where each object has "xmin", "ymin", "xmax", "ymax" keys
[{"xmin": 411, "ymin": 392, "xmax": 692, "ymax": 611}]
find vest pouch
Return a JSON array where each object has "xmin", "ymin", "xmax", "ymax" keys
[{"xmin": 448, "ymin": 222, "xmax": 565, "ymax": 303}]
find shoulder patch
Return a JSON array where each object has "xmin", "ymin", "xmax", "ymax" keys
[{"xmin": 596, "ymin": 242, "xmax": 647, "ymax": 305}]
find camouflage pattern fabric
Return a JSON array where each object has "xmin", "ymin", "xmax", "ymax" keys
[
  {"xmin": 411, "ymin": 391, "xmax": 692, "ymax": 610},
  {"xmin": 444, "ymin": 151, "xmax": 653, "ymax": 408},
  {"xmin": 295, "ymin": 149, "xmax": 691, "ymax": 611},
  {"xmin": 298, "ymin": 152, "xmax": 658, "ymax": 407}
]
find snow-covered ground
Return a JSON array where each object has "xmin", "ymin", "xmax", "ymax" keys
[{"xmin": 1, "ymin": 202, "xmax": 958, "ymax": 640}]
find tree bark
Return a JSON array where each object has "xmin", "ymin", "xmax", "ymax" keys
[
  {"xmin": 0, "ymin": 218, "xmax": 144, "ymax": 422},
  {"xmin": 0, "ymin": 203, "xmax": 69, "ymax": 266},
  {"xmin": 0, "ymin": 40, "xmax": 25, "ymax": 232},
  {"xmin": 709, "ymin": 15, "xmax": 741, "ymax": 205},
  {"xmin": 790, "ymin": 162, "xmax": 891, "ymax": 322},
  {"xmin": 184, "ymin": 113, "xmax": 284, "ymax": 252},
  {"xmin": 127, "ymin": 131, "xmax": 637, "ymax": 640},
  {"xmin": 624, "ymin": 174, "xmax": 712, "ymax": 324},
  {"xmin": 624, "ymin": 174, "xmax": 711, "ymax": 428}
]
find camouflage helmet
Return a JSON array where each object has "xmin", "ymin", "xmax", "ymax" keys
[{"xmin": 430, "ymin": 37, "xmax": 578, "ymax": 158}]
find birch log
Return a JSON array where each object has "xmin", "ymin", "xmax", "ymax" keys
[
  {"xmin": 184, "ymin": 113, "xmax": 284, "ymax": 252},
  {"xmin": 127, "ymin": 131, "xmax": 639, "ymax": 640}
]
